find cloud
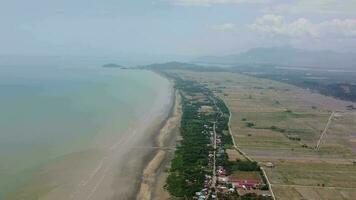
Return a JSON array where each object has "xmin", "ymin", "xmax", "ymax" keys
[
  {"xmin": 318, "ymin": 19, "xmax": 356, "ymax": 38},
  {"xmin": 249, "ymin": 15, "xmax": 318, "ymax": 38},
  {"xmin": 172, "ymin": 0, "xmax": 270, "ymax": 6},
  {"xmin": 249, "ymin": 14, "xmax": 356, "ymax": 39},
  {"xmin": 211, "ymin": 23, "xmax": 236, "ymax": 32},
  {"xmin": 265, "ymin": 0, "xmax": 356, "ymax": 15}
]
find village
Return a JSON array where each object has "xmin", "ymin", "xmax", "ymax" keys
[
  {"xmin": 194, "ymin": 96, "xmax": 272, "ymax": 200},
  {"xmin": 154, "ymin": 73, "xmax": 272, "ymax": 200}
]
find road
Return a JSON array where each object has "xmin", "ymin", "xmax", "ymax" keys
[
  {"xmin": 212, "ymin": 121, "xmax": 217, "ymax": 189},
  {"xmin": 212, "ymin": 98, "xmax": 219, "ymax": 191},
  {"xmin": 316, "ymin": 111, "xmax": 335, "ymax": 150}
]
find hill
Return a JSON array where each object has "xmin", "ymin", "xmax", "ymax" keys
[{"xmin": 195, "ymin": 47, "xmax": 356, "ymax": 69}]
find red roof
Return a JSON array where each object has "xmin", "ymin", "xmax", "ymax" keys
[{"xmin": 229, "ymin": 179, "xmax": 260, "ymax": 187}]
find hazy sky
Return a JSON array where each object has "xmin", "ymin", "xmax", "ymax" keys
[{"xmin": 1, "ymin": 0, "xmax": 356, "ymax": 58}]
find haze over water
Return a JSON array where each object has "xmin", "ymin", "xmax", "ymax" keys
[{"xmin": 0, "ymin": 66, "xmax": 170, "ymax": 198}]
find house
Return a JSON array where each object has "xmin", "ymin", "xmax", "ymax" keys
[
  {"xmin": 198, "ymin": 195, "xmax": 206, "ymax": 200},
  {"xmin": 217, "ymin": 176, "xmax": 228, "ymax": 183},
  {"xmin": 217, "ymin": 167, "xmax": 227, "ymax": 176},
  {"xmin": 228, "ymin": 188, "xmax": 235, "ymax": 193},
  {"xmin": 265, "ymin": 162, "xmax": 274, "ymax": 168},
  {"xmin": 229, "ymin": 178, "xmax": 260, "ymax": 189},
  {"xmin": 217, "ymin": 185, "xmax": 228, "ymax": 193}
]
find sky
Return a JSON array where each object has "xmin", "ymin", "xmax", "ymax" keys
[{"xmin": 1, "ymin": 0, "xmax": 356, "ymax": 59}]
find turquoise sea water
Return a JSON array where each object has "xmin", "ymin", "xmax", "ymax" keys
[{"xmin": 0, "ymin": 66, "xmax": 169, "ymax": 198}]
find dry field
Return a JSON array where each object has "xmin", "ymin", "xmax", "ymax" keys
[
  {"xmin": 230, "ymin": 171, "xmax": 262, "ymax": 181},
  {"xmin": 169, "ymin": 70, "xmax": 356, "ymax": 200}
]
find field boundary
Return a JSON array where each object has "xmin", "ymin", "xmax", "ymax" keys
[{"xmin": 272, "ymin": 184, "xmax": 356, "ymax": 190}]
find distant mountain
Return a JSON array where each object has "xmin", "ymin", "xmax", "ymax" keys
[
  {"xmin": 195, "ymin": 47, "xmax": 356, "ymax": 68},
  {"xmin": 102, "ymin": 63, "xmax": 126, "ymax": 68}
]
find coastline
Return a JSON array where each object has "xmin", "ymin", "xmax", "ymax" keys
[
  {"xmin": 62, "ymin": 71, "xmax": 176, "ymax": 200},
  {"xmin": 136, "ymin": 76, "xmax": 182, "ymax": 200},
  {"xmin": 150, "ymin": 97, "xmax": 181, "ymax": 200}
]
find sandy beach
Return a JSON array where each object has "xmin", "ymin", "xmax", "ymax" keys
[{"xmin": 136, "ymin": 89, "xmax": 182, "ymax": 200}]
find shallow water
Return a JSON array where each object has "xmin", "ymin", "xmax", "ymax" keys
[{"xmin": 0, "ymin": 66, "xmax": 170, "ymax": 198}]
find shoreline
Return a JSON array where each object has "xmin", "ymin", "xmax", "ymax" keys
[
  {"xmin": 69, "ymin": 71, "xmax": 177, "ymax": 200},
  {"xmin": 136, "ymin": 77, "xmax": 181, "ymax": 200},
  {"xmin": 150, "ymin": 105, "xmax": 181, "ymax": 200}
]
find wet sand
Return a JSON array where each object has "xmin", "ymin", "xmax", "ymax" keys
[
  {"xmin": 63, "ymin": 86, "xmax": 175, "ymax": 200},
  {"xmin": 136, "ymin": 89, "xmax": 181, "ymax": 200}
]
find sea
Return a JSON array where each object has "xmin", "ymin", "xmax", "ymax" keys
[{"xmin": 0, "ymin": 65, "xmax": 171, "ymax": 198}]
